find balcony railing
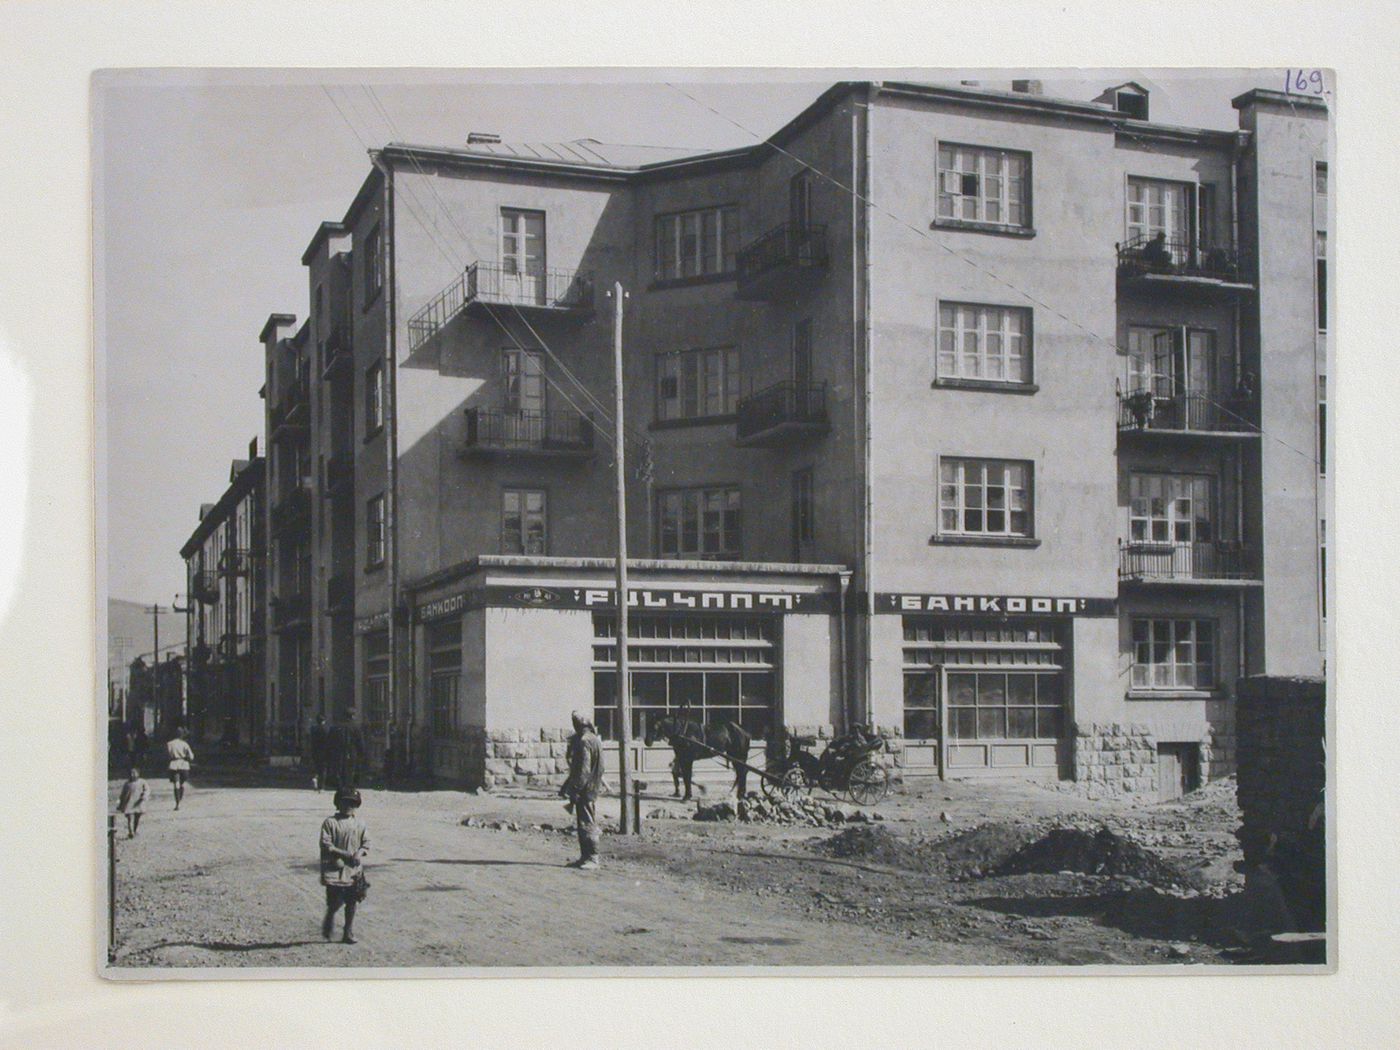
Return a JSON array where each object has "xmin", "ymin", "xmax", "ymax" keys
[
  {"xmin": 1119, "ymin": 541, "xmax": 1261, "ymax": 583},
  {"xmin": 462, "ymin": 408, "xmax": 596, "ymax": 457},
  {"xmin": 1117, "ymin": 389, "xmax": 1258, "ymax": 435},
  {"xmin": 1116, "ymin": 234, "xmax": 1249, "ymax": 285},
  {"xmin": 191, "ymin": 570, "xmax": 220, "ymax": 603},
  {"xmin": 407, "ymin": 262, "xmax": 594, "ymax": 353},
  {"xmin": 735, "ymin": 381, "xmax": 830, "ymax": 447},
  {"xmin": 218, "ymin": 632, "xmax": 246, "ymax": 660},
  {"xmin": 271, "ymin": 591, "xmax": 311, "ymax": 631},
  {"xmin": 735, "ymin": 222, "xmax": 829, "ymax": 300},
  {"xmin": 327, "ymin": 571, "xmax": 352, "ymax": 614},
  {"xmin": 269, "ymin": 378, "xmax": 310, "ymax": 441},
  {"xmin": 271, "ymin": 486, "xmax": 311, "ymax": 535},
  {"xmin": 218, "ymin": 547, "xmax": 256, "ymax": 577}
]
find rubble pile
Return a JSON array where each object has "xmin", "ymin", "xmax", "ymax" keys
[
  {"xmin": 693, "ymin": 796, "xmax": 885, "ymax": 827},
  {"xmin": 994, "ymin": 825, "xmax": 1206, "ymax": 891}
]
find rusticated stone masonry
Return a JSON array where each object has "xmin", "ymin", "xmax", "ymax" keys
[{"xmin": 1074, "ymin": 723, "xmax": 1159, "ymax": 798}]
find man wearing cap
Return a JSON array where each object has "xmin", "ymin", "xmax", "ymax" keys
[
  {"xmin": 320, "ymin": 787, "xmax": 370, "ymax": 944},
  {"xmin": 559, "ymin": 710, "xmax": 605, "ymax": 869}
]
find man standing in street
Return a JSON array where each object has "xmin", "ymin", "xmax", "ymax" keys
[
  {"xmin": 559, "ymin": 710, "xmax": 604, "ymax": 870},
  {"xmin": 165, "ymin": 727, "xmax": 194, "ymax": 811}
]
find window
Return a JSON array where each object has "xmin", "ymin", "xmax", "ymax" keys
[
  {"xmin": 592, "ymin": 613, "xmax": 774, "ymax": 740},
  {"xmin": 502, "ymin": 489, "xmax": 547, "ymax": 555},
  {"xmin": 502, "ymin": 349, "xmax": 546, "ymax": 414},
  {"xmin": 936, "ymin": 144, "xmax": 1030, "ymax": 228},
  {"xmin": 364, "ymin": 361, "xmax": 384, "ymax": 436},
  {"xmin": 427, "ymin": 619, "xmax": 462, "ymax": 736},
  {"xmin": 363, "ymin": 223, "xmax": 383, "ymax": 303},
  {"xmin": 1129, "ymin": 474, "xmax": 1213, "ymax": 544},
  {"xmin": 1126, "ymin": 326, "xmax": 1217, "ymax": 399},
  {"xmin": 938, "ymin": 459, "xmax": 1031, "ymax": 537},
  {"xmin": 791, "ymin": 467, "xmax": 814, "ymax": 556},
  {"xmin": 937, "ymin": 303, "xmax": 1031, "ymax": 384},
  {"xmin": 366, "ymin": 494, "xmax": 386, "ymax": 568},
  {"xmin": 499, "ymin": 208, "xmax": 545, "ymax": 277},
  {"xmin": 1319, "ymin": 518, "xmax": 1327, "ymax": 622},
  {"xmin": 655, "ymin": 347, "xmax": 740, "ymax": 421},
  {"xmin": 789, "ymin": 169, "xmax": 814, "ymax": 228},
  {"xmin": 1316, "ymin": 230, "xmax": 1327, "ymax": 331},
  {"xmin": 946, "ymin": 671, "xmax": 1063, "ymax": 741},
  {"xmin": 1318, "ymin": 374, "xmax": 1327, "ymax": 475},
  {"xmin": 1315, "ymin": 161, "xmax": 1328, "ymax": 196},
  {"xmin": 657, "ymin": 486, "xmax": 741, "ymax": 559},
  {"xmin": 363, "ymin": 631, "xmax": 389, "ymax": 722},
  {"xmin": 1131, "ymin": 618, "xmax": 1216, "ymax": 690},
  {"xmin": 654, "ymin": 205, "xmax": 739, "ymax": 282}
]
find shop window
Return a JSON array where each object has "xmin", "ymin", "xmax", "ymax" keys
[
  {"xmin": 362, "ymin": 630, "xmax": 389, "ymax": 723},
  {"xmin": 937, "ymin": 302, "xmax": 1032, "ymax": 384},
  {"xmin": 654, "ymin": 204, "xmax": 739, "ymax": 282},
  {"xmin": 656, "ymin": 486, "xmax": 741, "ymax": 559},
  {"xmin": 655, "ymin": 347, "xmax": 741, "ymax": 421},
  {"xmin": 936, "ymin": 143, "xmax": 1030, "ymax": 229},
  {"xmin": 938, "ymin": 458, "xmax": 1032, "ymax": 538},
  {"xmin": 946, "ymin": 671, "xmax": 1062, "ymax": 741},
  {"xmin": 427, "ymin": 618, "xmax": 462, "ymax": 737},
  {"xmin": 1130, "ymin": 618, "xmax": 1215, "ymax": 690}
]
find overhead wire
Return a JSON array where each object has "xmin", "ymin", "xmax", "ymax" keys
[{"xmin": 664, "ymin": 81, "xmax": 1319, "ymax": 468}]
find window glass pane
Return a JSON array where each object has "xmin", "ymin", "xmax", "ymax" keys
[{"xmin": 977, "ymin": 708, "xmax": 1006, "ymax": 738}]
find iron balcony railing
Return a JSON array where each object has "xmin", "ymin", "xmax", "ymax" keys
[
  {"xmin": 1116, "ymin": 233, "xmax": 1247, "ymax": 284},
  {"xmin": 1119, "ymin": 540, "xmax": 1261, "ymax": 582},
  {"xmin": 1117, "ymin": 389, "xmax": 1258, "ymax": 434},
  {"xmin": 218, "ymin": 547, "xmax": 256, "ymax": 577},
  {"xmin": 327, "ymin": 571, "xmax": 352, "ymax": 614},
  {"xmin": 191, "ymin": 570, "xmax": 220, "ymax": 603},
  {"xmin": 218, "ymin": 632, "xmax": 246, "ymax": 659},
  {"xmin": 736, "ymin": 381, "xmax": 830, "ymax": 443},
  {"xmin": 463, "ymin": 407, "xmax": 595, "ymax": 455},
  {"xmin": 407, "ymin": 262, "xmax": 594, "ymax": 352},
  {"xmin": 735, "ymin": 222, "xmax": 829, "ymax": 297}
]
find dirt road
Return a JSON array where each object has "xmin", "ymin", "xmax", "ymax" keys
[{"xmin": 106, "ymin": 772, "xmax": 1262, "ymax": 971}]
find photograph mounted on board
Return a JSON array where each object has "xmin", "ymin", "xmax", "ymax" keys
[{"xmin": 95, "ymin": 68, "xmax": 1332, "ymax": 973}]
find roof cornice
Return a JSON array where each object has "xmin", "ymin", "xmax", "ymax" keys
[{"xmin": 300, "ymin": 220, "xmax": 349, "ymax": 266}]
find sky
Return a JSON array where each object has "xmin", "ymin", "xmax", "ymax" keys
[{"xmin": 97, "ymin": 67, "xmax": 1298, "ymax": 605}]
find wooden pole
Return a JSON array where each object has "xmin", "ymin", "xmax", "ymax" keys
[
  {"xmin": 107, "ymin": 814, "xmax": 117, "ymax": 963},
  {"xmin": 612, "ymin": 282, "xmax": 634, "ymax": 834}
]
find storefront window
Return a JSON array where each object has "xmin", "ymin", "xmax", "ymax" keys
[
  {"xmin": 427, "ymin": 618, "xmax": 462, "ymax": 736},
  {"xmin": 363, "ymin": 630, "xmax": 388, "ymax": 722}
]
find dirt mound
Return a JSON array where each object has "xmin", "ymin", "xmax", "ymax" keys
[
  {"xmin": 994, "ymin": 826, "xmax": 1205, "ymax": 890},
  {"xmin": 695, "ymin": 796, "xmax": 885, "ymax": 827},
  {"xmin": 816, "ymin": 825, "xmax": 922, "ymax": 866},
  {"xmin": 812, "ymin": 821, "xmax": 1043, "ymax": 877}
]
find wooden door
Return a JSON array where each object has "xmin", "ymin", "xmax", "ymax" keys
[{"xmin": 500, "ymin": 208, "xmax": 546, "ymax": 304}]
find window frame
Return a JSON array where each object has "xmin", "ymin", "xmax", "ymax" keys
[
  {"xmin": 653, "ymin": 346, "xmax": 742, "ymax": 424},
  {"xmin": 652, "ymin": 204, "xmax": 740, "ymax": 285},
  {"xmin": 362, "ymin": 223, "xmax": 383, "ymax": 307},
  {"xmin": 935, "ymin": 301, "xmax": 1035, "ymax": 388},
  {"xmin": 1129, "ymin": 617, "xmax": 1218, "ymax": 693},
  {"xmin": 655, "ymin": 485, "xmax": 742, "ymax": 560},
  {"xmin": 501, "ymin": 487, "xmax": 548, "ymax": 556},
  {"xmin": 365, "ymin": 493, "xmax": 386, "ymax": 570},
  {"xmin": 1127, "ymin": 472, "xmax": 1216, "ymax": 545},
  {"xmin": 934, "ymin": 142, "xmax": 1033, "ymax": 235},
  {"xmin": 364, "ymin": 360, "xmax": 384, "ymax": 439},
  {"xmin": 936, "ymin": 457, "xmax": 1034, "ymax": 542}
]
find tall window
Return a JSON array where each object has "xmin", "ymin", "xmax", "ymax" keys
[
  {"xmin": 366, "ymin": 494, "xmax": 386, "ymax": 568},
  {"xmin": 937, "ymin": 303, "xmax": 1031, "ymax": 384},
  {"xmin": 363, "ymin": 223, "xmax": 383, "ymax": 303},
  {"xmin": 502, "ymin": 349, "xmax": 545, "ymax": 414},
  {"xmin": 791, "ymin": 467, "xmax": 815, "ymax": 557},
  {"xmin": 502, "ymin": 489, "xmax": 547, "ymax": 555},
  {"xmin": 789, "ymin": 169, "xmax": 814, "ymax": 228},
  {"xmin": 499, "ymin": 208, "xmax": 545, "ymax": 275},
  {"xmin": 939, "ymin": 459, "xmax": 1032, "ymax": 538},
  {"xmin": 1129, "ymin": 474, "xmax": 1213, "ymax": 544},
  {"xmin": 1318, "ymin": 374, "xmax": 1327, "ymax": 476},
  {"xmin": 1126, "ymin": 178, "xmax": 1191, "ymax": 247},
  {"xmin": 427, "ymin": 619, "xmax": 462, "ymax": 736},
  {"xmin": 363, "ymin": 631, "xmax": 389, "ymax": 722},
  {"xmin": 1316, "ymin": 230, "xmax": 1328, "ymax": 332},
  {"xmin": 655, "ymin": 347, "xmax": 740, "ymax": 421},
  {"xmin": 1319, "ymin": 519, "xmax": 1327, "ymax": 622},
  {"xmin": 364, "ymin": 361, "xmax": 384, "ymax": 436},
  {"xmin": 1125, "ymin": 326, "xmax": 1217, "ymax": 399},
  {"xmin": 1131, "ymin": 618, "xmax": 1216, "ymax": 690},
  {"xmin": 936, "ymin": 144, "xmax": 1030, "ymax": 228},
  {"xmin": 654, "ymin": 205, "xmax": 739, "ymax": 282},
  {"xmin": 657, "ymin": 487, "xmax": 741, "ymax": 559}
]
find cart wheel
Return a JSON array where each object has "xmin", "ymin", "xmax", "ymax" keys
[
  {"xmin": 760, "ymin": 764, "xmax": 788, "ymax": 800},
  {"xmin": 846, "ymin": 759, "xmax": 890, "ymax": 806},
  {"xmin": 774, "ymin": 765, "xmax": 809, "ymax": 800}
]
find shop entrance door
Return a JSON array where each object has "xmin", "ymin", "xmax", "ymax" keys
[{"xmin": 1156, "ymin": 743, "xmax": 1201, "ymax": 801}]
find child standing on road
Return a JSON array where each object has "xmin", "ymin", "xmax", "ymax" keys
[
  {"xmin": 320, "ymin": 787, "xmax": 370, "ymax": 944},
  {"xmin": 116, "ymin": 767, "xmax": 149, "ymax": 838}
]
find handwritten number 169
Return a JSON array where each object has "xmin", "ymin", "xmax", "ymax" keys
[{"xmin": 1286, "ymin": 69, "xmax": 1327, "ymax": 96}]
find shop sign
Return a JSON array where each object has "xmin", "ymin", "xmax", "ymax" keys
[
  {"xmin": 413, "ymin": 584, "xmax": 838, "ymax": 616},
  {"xmin": 877, "ymin": 593, "xmax": 1116, "ymax": 616},
  {"xmin": 353, "ymin": 610, "xmax": 390, "ymax": 634}
]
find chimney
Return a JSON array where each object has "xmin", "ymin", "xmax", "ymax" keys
[
  {"xmin": 199, "ymin": 503, "xmax": 215, "ymax": 520},
  {"xmin": 248, "ymin": 436, "xmax": 258, "ymax": 459},
  {"xmin": 1011, "ymin": 79, "xmax": 1043, "ymax": 95},
  {"xmin": 467, "ymin": 132, "xmax": 501, "ymax": 145}
]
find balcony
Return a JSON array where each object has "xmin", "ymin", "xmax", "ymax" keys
[
  {"xmin": 323, "ymin": 453, "xmax": 353, "ymax": 498},
  {"xmin": 1119, "ymin": 541, "xmax": 1262, "ymax": 585},
  {"xmin": 735, "ymin": 381, "xmax": 830, "ymax": 447},
  {"xmin": 218, "ymin": 547, "xmax": 256, "ymax": 577},
  {"xmin": 1117, "ymin": 390, "xmax": 1259, "ymax": 438},
  {"xmin": 326, "ymin": 571, "xmax": 352, "ymax": 616},
  {"xmin": 271, "ymin": 486, "xmax": 311, "ymax": 536},
  {"xmin": 218, "ymin": 632, "xmax": 247, "ymax": 660},
  {"xmin": 735, "ymin": 222, "xmax": 829, "ymax": 301},
  {"xmin": 462, "ymin": 408, "xmax": 596, "ymax": 459},
  {"xmin": 271, "ymin": 590, "xmax": 311, "ymax": 632},
  {"xmin": 1116, "ymin": 234, "xmax": 1253, "ymax": 297},
  {"xmin": 191, "ymin": 570, "xmax": 220, "ymax": 604},
  {"xmin": 407, "ymin": 262, "xmax": 594, "ymax": 353},
  {"xmin": 269, "ymin": 378, "xmax": 310, "ymax": 442}
]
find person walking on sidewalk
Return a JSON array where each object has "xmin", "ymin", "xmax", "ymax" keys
[
  {"xmin": 320, "ymin": 787, "xmax": 370, "ymax": 944},
  {"xmin": 116, "ymin": 767, "xmax": 149, "ymax": 838},
  {"xmin": 165, "ymin": 729, "xmax": 194, "ymax": 811},
  {"xmin": 559, "ymin": 710, "xmax": 605, "ymax": 870}
]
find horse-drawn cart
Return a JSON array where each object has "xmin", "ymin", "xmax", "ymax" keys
[{"xmin": 666, "ymin": 728, "xmax": 891, "ymax": 807}]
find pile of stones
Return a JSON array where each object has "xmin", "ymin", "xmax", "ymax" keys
[{"xmin": 693, "ymin": 795, "xmax": 885, "ymax": 827}]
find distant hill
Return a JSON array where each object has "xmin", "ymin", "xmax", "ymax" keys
[{"xmin": 107, "ymin": 598, "xmax": 184, "ymax": 684}]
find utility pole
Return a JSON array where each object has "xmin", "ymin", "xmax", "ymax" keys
[
  {"xmin": 611, "ymin": 281, "xmax": 634, "ymax": 834},
  {"xmin": 147, "ymin": 605, "xmax": 165, "ymax": 731}
]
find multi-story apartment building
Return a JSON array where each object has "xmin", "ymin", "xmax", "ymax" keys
[
  {"xmin": 252, "ymin": 79, "xmax": 1327, "ymax": 799},
  {"xmin": 179, "ymin": 444, "xmax": 266, "ymax": 746}
]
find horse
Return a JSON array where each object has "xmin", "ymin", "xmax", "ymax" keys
[{"xmin": 644, "ymin": 713, "xmax": 752, "ymax": 801}]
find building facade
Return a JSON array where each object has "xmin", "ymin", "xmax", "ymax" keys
[
  {"xmin": 179, "ymin": 446, "xmax": 266, "ymax": 747},
  {"xmin": 247, "ymin": 80, "xmax": 1327, "ymax": 798}
]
